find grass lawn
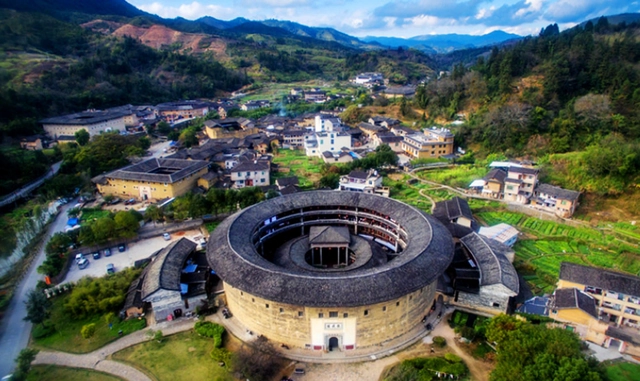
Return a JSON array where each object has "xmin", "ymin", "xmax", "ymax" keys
[
  {"xmin": 112, "ymin": 330, "xmax": 235, "ymax": 381},
  {"xmin": 27, "ymin": 365, "xmax": 122, "ymax": 381},
  {"xmin": 605, "ymin": 361, "xmax": 640, "ymax": 381},
  {"xmin": 80, "ymin": 208, "xmax": 112, "ymax": 223},
  {"xmin": 205, "ymin": 221, "xmax": 220, "ymax": 233},
  {"xmin": 271, "ymin": 149, "xmax": 323, "ymax": 188},
  {"xmin": 32, "ymin": 296, "xmax": 146, "ymax": 353}
]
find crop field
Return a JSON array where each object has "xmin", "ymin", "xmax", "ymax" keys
[
  {"xmin": 476, "ymin": 211, "xmax": 640, "ymax": 294},
  {"xmin": 416, "ymin": 165, "xmax": 489, "ymax": 189},
  {"xmin": 271, "ymin": 149, "xmax": 323, "ymax": 188}
]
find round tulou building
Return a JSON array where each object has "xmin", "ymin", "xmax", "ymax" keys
[{"xmin": 207, "ymin": 190, "xmax": 454, "ymax": 353}]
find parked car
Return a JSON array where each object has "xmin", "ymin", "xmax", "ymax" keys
[
  {"xmin": 109, "ymin": 198, "xmax": 121, "ymax": 205},
  {"xmin": 104, "ymin": 248, "xmax": 112, "ymax": 257},
  {"xmin": 78, "ymin": 258, "xmax": 89, "ymax": 269},
  {"xmin": 75, "ymin": 253, "xmax": 85, "ymax": 264},
  {"xmin": 106, "ymin": 263, "xmax": 115, "ymax": 275},
  {"xmin": 163, "ymin": 233, "xmax": 171, "ymax": 241},
  {"xmin": 92, "ymin": 252, "xmax": 100, "ymax": 260},
  {"xmin": 118, "ymin": 244, "xmax": 126, "ymax": 252},
  {"xmin": 124, "ymin": 198, "xmax": 136, "ymax": 205}
]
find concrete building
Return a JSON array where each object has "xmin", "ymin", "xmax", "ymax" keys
[
  {"xmin": 402, "ymin": 128, "xmax": 454, "ymax": 159},
  {"xmin": 478, "ymin": 223, "xmax": 519, "ymax": 247},
  {"xmin": 353, "ymin": 72, "xmax": 383, "ymax": 85},
  {"xmin": 229, "ymin": 160, "xmax": 270, "ymax": 188},
  {"xmin": 532, "ymin": 183, "xmax": 581, "ymax": 218},
  {"xmin": 338, "ymin": 169, "xmax": 389, "ymax": 197},
  {"xmin": 241, "ymin": 100, "xmax": 270, "ymax": 111},
  {"xmin": 92, "ymin": 158, "xmax": 209, "ymax": 201},
  {"xmin": 504, "ymin": 167, "xmax": 538, "ymax": 204},
  {"xmin": 156, "ymin": 101, "xmax": 209, "ymax": 123},
  {"xmin": 207, "ymin": 191, "xmax": 454, "ymax": 355},
  {"xmin": 281, "ymin": 129, "xmax": 306, "ymax": 149},
  {"xmin": 40, "ymin": 110, "xmax": 127, "ymax": 139}
]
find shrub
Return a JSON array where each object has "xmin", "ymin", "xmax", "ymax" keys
[
  {"xmin": 194, "ymin": 321, "xmax": 225, "ymax": 348},
  {"xmin": 444, "ymin": 353, "xmax": 462, "ymax": 363},
  {"xmin": 433, "ymin": 336, "xmax": 447, "ymax": 348},
  {"xmin": 81, "ymin": 323, "xmax": 96, "ymax": 339},
  {"xmin": 32, "ymin": 324, "xmax": 55, "ymax": 339},
  {"xmin": 210, "ymin": 347, "xmax": 233, "ymax": 365}
]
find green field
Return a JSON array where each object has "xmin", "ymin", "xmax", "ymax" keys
[
  {"xmin": 476, "ymin": 211, "xmax": 640, "ymax": 294},
  {"xmin": 271, "ymin": 149, "xmax": 323, "ymax": 188},
  {"xmin": 80, "ymin": 208, "xmax": 112, "ymax": 222},
  {"xmin": 605, "ymin": 361, "xmax": 640, "ymax": 381},
  {"xmin": 27, "ymin": 365, "xmax": 122, "ymax": 381},
  {"xmin": 112, "ymin": 330, "xmax": 235, "ymax": 381},
  {"xmin": 416, "ymin": 165, "xmax": 489, "ymax": 188}
]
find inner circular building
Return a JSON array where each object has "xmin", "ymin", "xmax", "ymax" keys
[{"xmin": 207, "ymin": 190, "xmax": 454, "ymax": 353}]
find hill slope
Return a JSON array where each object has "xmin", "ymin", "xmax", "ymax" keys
[{"xmin": 363, "ymin": 30, "xmax": 522, "ymax": 53}]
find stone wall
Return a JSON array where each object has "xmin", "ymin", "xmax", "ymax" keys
[{"xmin": 224, "ymin": 280, "xmax": 436, "ymax": 350}]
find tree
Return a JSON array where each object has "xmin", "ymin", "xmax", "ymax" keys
[
  {"xmin": 74, "ymin": 129, "xmax": 90, "ymax": 146},
  {"xmin": 91, "ymin": 217, "xmax": 116, "ymax": 243},
  {"xmin": 12, "ymin": 348, "xmax": 38, "ymax": 381},
  {"xmin": 81, "ymin": 323, "xmax": 96, "ymax": 339},
  {"xmin": 114, "ymin": 211, "xmax": 140, "ymax": 237},
  {"xmin": 24, "ymin": 289, "xmax": 51, "ymax": 327},
  {"xmin": 145, "ymin": 205, "xmax": 164, "ymax": 223},
  {"xmin": 157, "ymin": 121, "xmax": 171, "ymax": 135}
]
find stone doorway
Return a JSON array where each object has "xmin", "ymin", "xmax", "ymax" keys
[{"xmin": 328, "ymin": 336, "xmax": 339, "ymax": 351}]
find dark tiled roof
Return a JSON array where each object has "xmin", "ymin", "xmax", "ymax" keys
[
  {"xmin": 142, "ymin": 238, "xmax": 197, "ymax": 300},
  {"xmin": 516, "ymin": 296, "xmax": 549, "ymax": 316},
  {"xmin": 433, "ymin": 197, "xmax": 474, "ymax": 221},
  {"xmin": 560, "ymin": 262, "xmax": 640, "ymax": 297},
  {"xmin": 357, "ymin": 122, "xmax": 386, "ymax": 132},
  {"xmin": 484, "ymin": 168, "xmax": 507, "ymax": 183},
  {"xmin": 230, "ymin": 160, "xmax": 270, "ymax": 173},
  {"xmin": 459, "ymin": 233, "xmax": 519, "ymax": 294},
  {"xmin": 309, "ymin": 226, "xmax": 350, "ymax": 245},
  {"xmin": 276, "ymin": 177, "xmax": 299, "ymax": 188},
  {"xmin": 536, "ymin": 183, "xmax": 580, "ymax": 201},
  {"xmin": 505, "ymin": 178, "xmax": 523, "ymax": 184},
  {"xmin": 606, "ymin": 326, "xmax": 640, "ymax": 346},
  {"xmin": 207, "ymin": 191, "xmax": 454, "ymax": 307},
  {"xmin": 40, "ymin": 110, "xmax": 128, "ymax": 125},
  {"xmin": 508, "ymin": 166, "xmax": 539, "ymax": 175},
  {"xmin": 552, "ymin": 288, "xmax": 598, "ymax": 318},
  {"xmin": 104, "ymin": 158, "xmax": 209, "ymax": 184},
  {"xmin": 279, "ymin": 184, "xmax": 299, "ymax": 195},
  {"xmin": 348, "ymin": 170, "xmax": 368, "ymax": 179}
]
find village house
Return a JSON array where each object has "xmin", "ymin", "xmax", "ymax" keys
[
  {"xmin": 229, "ymin": 159, "xmax": 271, "ymax": 188},
  {"xmin": 369, "ymin": 116, "xmax": 400, "ymax": 129},
  {"xmin": 357, "ymin": 122, "xmax": 388, "ymax": 138},
  {"xmin": 503, "ymin": 166, "xmax": 538, "ymax": 204},
  {"xmin": 373, "ymin": 133, "xmax": 404, "ymax": 153},
  {"xmin": 353, "ymin": 72, "xmax": 383, "ymax": 85},
  {"xmin": 322, "ymin": 150, "xmax": 354, "ymax": 164},
  {"xmin": 40, "ymin": 109, "xmax": 127, "ymax": 139},
  {"xmin": 281, "ymin": 129, "xmax": 306, "ymax": 149},
  {"xmin": 382, "ymin": 85, "xmax": 416, "ymax": 99},
  {"xmin": 304, "ymin": 115, "xmax": 351, "ymax": 157},
  {"xmin": 92, "ymin": 158, "xmax": 209, "ymax": 201},
  {"xmin": 156, "ymin": 101, "xmax": 210, "ymax": 123},
  {"xmin": 204, "ymin": 117, "xmax": 257, "ymax": 139},
  {"xmin": 469, "ymin": 168, "xmax": 507, "ymax": 198},
  {"xmin": 478, "ymin": 223, "xmax": 519, "ymax": 247},
  {"xmin": 337, "ymin": 169, "xmax": 389, "ymax": 197},
  {"xmin": 532, "ymin": 183, "xmax": 581, "ymax": 218},
  {"xmin": 402, "ymin": 127, "xmax": 455, "ymax": 159},
  {"xmin": 304, "ymin": 90, "xmax": 327, "ymax": 103},
  {"xmin": 550, "ymin": 262, "xmax": 640, "ymax": 356},
  {"xmin": 241, "ymin": 100, "xmax": 270, "ymax": 111},
  {"xmin": 20, "ymin": 136, "xmax": 44, "ymax": 151},
  {"xmin": 432, "ymin": 197, "xmax": 479, "ymax": 238}
]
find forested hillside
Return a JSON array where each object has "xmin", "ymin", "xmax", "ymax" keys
[{"xmin": 416, "ymin": 19, "xmax": 640, "ymax": 195}]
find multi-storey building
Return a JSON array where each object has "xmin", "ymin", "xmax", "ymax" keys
[
  {"xmin": 532, "ymin": 183, "xmax": 581, "ymax": 218},
  {"xmin": 338, "ymin": 169, "xmax": 389, "ymax": 197},
  {"xmin": 229, "ymin": 160, "xmax": 271, "ymax": 188},
  {"xmin": 503, "ymin": 167, "xmax": 538, "ymax": 204},
  {"xmin": 402, "ymin": 127, "xmax": 454, "ymax": 159},
  {"xmin": 156, "ymin": 101, "xmax": 210, "ymax": 123}
]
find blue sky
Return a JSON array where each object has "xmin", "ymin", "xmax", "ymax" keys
[{"xmin": 129, "ymin": 0, "xmax": 640, "ymax": 38}]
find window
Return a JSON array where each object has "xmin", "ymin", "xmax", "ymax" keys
[
  {"xmin": 251, "ymin": 298, "xmax": 255, "ymax": 302},
  {"xmin": 329, "ymin": 311, "xmax": 338, "ymax": 318},
  {"xmin": 343, "ymin": 313, "xmax": 348, "ymax": 318},
  {"xmin": 240, "ymin": 291, "xmax": 243, "ymax": 296},
  {"xmin": 318, "ymin": 313, "xmax": 324, "ymax": 318},
  {"xmin": 298, "ymin": 311, "xmax": 304, "ymax": 317},
  {"xmin": 265, "ymin": 304, "xmax": 269, "ymax": 308},
  {"xmin": 279, "ymin": 308, "xmax": 284, "ymax": 313},
  {"xmin": 246, "ymin": 172, "xmax": 250, "ymax": 176},
  {"xmin": 396, "ymin": 301, "xmax": 400, "ymax": 307},
  {"xmin": 382, "ymin": 306, "xmax": 387, "ymax": 312},
  {"xmin": 492, "ymin": 302, "xmax": 500, "ymax": 308},
  {"xmin": 364, "ymin": 309, "xmax": 369, "ymax": 316}
]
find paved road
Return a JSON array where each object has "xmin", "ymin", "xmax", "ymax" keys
[
  {"xmin": 0, "ymin": 162, "xmax": 62, "ymax": 208},
  {"xmin": 0, "ymin": 200, "xmax": 74, "ymax": 377}
]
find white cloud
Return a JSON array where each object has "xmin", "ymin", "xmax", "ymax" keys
[{"xmin": 133, "ymin": 1, "xmax": 236, "ymax": 20}]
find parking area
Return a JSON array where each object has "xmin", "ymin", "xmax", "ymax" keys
[{"xmin": 63, "ymin": 229, "xmax": 203, "ymax": 283}]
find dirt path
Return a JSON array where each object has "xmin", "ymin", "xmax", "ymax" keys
[{"xmin": 431, "ymin": 322, "xmax": 493, "ymax": 381}]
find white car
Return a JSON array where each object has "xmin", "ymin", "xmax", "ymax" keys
[
  {"xmin": 75, "ymin": 253, "xmax": 85, "ymax": 264},
  {"xmin": 163, "ymin": 233, "xmax": 171, "ymax": 241},
  {"xmin": 78, "ymin": 258, "xmax": 89, "ymax": 269}
]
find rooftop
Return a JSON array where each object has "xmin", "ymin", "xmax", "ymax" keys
[
  {"xmin": 40, "ymin": 110, "xmax": 128, "ymax": 125},
  {"xmin": 207, "ymin": 191, "xmax": 454, "ymax": 307},
  {"xmin": 97, "ymin": 158, "xmax": 209, "ymax": 184},
  {"xmin": 536, "ymin": 183, "xmax": 580, "ymax": 201},
  {"xmin": 141, "ymin": 238, "xmax": 197, "ymax": 300},
  {"xmin": 551, "ymin": 288, "xmax": 598, "ymax": 318},
  {"xmin": 459, "ymin": 233, "xmax": 519, "ymax": 294},
  {"xmin": 560, "ymin": 262, "xmax": 640, "ymax": 297},
  {"xmin": 230, "ymin": 160, "xmax": 270, "ymax": 173},
  {"xmin": 309, "ymin": 226, "xmax": 351, "ymax": 245}
]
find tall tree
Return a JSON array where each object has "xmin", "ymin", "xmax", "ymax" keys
[{"xmin": 24, "ymin": 289, "xmax": 51, "ymax": 328}]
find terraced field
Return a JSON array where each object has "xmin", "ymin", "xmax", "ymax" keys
[{"xmin": 476, "ymin": 212, "xmax": 640, "ymax": 294}]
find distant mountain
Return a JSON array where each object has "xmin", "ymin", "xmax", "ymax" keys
[
  {"xmin": 260, "ymin": 19, "xmax": 381, "ymax": 50},
  {"xmin": 0, "ymin": 0, "xmax": 145, "ymax": 18},
  {"xmin": 363, "ymin": 30, "xmax": 522, "ymax": 53},
  {"xmin": 197, "ymin": 16, "xmax": 249, "ymax": 30},
  {"xmin": 579, "ymin": 12, "xmax": 640, "ymax": 27}
]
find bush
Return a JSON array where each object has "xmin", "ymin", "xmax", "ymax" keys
[
  {"xmin": 194, "ymin": 321, "xmax": 225, "ymax": 348},
  {"xmin": 433, "ymin": 336, "xmax": 447, "ymax": 348},
  {"xmin": 444, "ymin": 353, "xmax": 462, "ymax": 363},
  {"xmin": 210, "ymin": 347, "xmax": 233, "ymax": 365},
  {"xmin": 32, "ymin": 324, "xmax": 55, "ymax": 339},
  {"xmin": 80, "ymin": 323, "xmax": 96, "ymax": 339}
]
